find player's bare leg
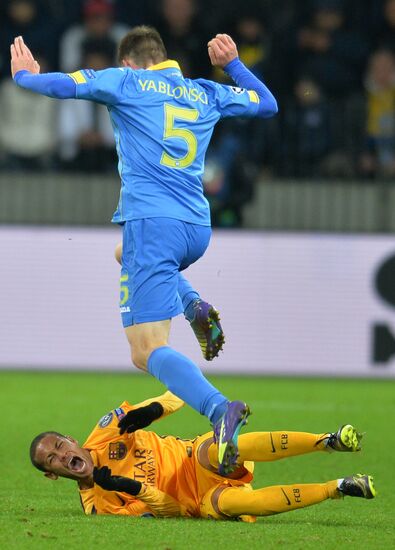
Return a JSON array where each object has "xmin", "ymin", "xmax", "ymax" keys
[{"xmin": 125, "ymin": 320, "xmax": 171, "ymax": 372}]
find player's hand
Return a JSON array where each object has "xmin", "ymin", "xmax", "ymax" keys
[
  {"xmin": 10, "ymin": 36, "xmax": 40, "ymax": 78},
  {"xmin": 93, "ymin": 466, "xmax": 142, "ymax": 496},
  {"xmin": 207, "ymin": 34, "xmax": 238, "ymax": 68},
  {"xmin": 118, "ymin": 402, "xmax": 164, "ymax": 434}
]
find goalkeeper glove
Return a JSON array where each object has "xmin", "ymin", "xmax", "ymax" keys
[
  {"xmin": 118, "ymin": 402, "xmax": 164, "ymax": 434},
  {"xmin": 93, "ymin": 466, "xmax": 142, "ymax": 496}
]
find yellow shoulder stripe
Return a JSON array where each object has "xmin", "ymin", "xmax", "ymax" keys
[
  {"xmin": 248, "ymin": 90, "xmax": 260, "ymax": 104},
  {"xmin": 68, "ymin": 70, "xmax": 87, "ymax": 85},
  {"xmin": 148, "ymin": 60, "xmax": 181, "ymax": 72}
]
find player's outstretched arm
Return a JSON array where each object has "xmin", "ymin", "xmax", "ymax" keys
[
  {"xmin": 118, "ymin": 402, "xmax": 164, "ymax": 434},
  {"xmin": 118, "ymin": 391, "xmax": 184, "ymax": 434},
  {"xmin": 208, "ymin": 33, "xmax": 278, "ymax": 118},
  {"xmin": 11, "ymin": 36, "xmax": 76, "ymax": 99}
]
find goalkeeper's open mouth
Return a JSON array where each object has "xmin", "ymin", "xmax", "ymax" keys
[{"xmin": 68, "ymin": 455, "xmax": 86, "ymax": 474}]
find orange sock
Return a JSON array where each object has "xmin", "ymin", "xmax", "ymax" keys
[
  {"xmin": 208, "ymin": 431, "xmax": 329, "ymax": 467},
  {"xmin": 218, "ymin": 480, "xmax": 340, "ymax": 518}
]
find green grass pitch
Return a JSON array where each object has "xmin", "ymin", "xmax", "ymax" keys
[{"xmin": 1, "ymin": 372, "xmax": 394, "ymax": 549}]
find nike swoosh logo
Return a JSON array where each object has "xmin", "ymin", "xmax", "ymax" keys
[
  {"xmin": 218, "ymin": 424, "xmax": 227, "ymax": 462},
  {"xmin": 314, "ymin": 435, "xmax": 328, "ymax": 447},
  {"xmin": 281, "ymin": 488, "xmax": 291, "ymax": 505},
  {"xmin": 270, "ymin": 432, "xmax": 276, "ymax": 453},
  {"xmin": 220, "ymin": 423, "xmax": 226, "ymax": 443}
]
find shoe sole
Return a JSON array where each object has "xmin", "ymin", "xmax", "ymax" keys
[
  {"xmin": 365, "ymin": 475, "xmax": 377, "ymax": 499},
  {"xmin": 218, "ymin": 404, "xmax": 251, "ymax": 476},
  {"xmin": 199, "ymin": 306, "xmax": 225, "ymax": 361},
  {"xmin": 340, "ymin": 424, "xmax": 362, "ymax": 452},
  {"xmin": 343, "ymin": 474, "xmax": 377, "ymax": 499}
]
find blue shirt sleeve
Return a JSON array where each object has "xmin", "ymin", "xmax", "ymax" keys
[
  {"xmin": 14, "ymin": 67, "xmax": 132, "ymax": 106},
  {"xmin": 14, "ymin": 70, "xmax": 76, "ymax": 99},
  {"xmin": 210, "ymin": 81, "xmax": 261, "ymax": 119},
  {"xmin": 222, "ymin": 58, "xmax": 278, "ymax": 119},
  {"xmin": 195, "ymin": 77, "xmax": 260, "ymax": 119},
  {"xmin": 71, "ymin": 67, "xmax": 130, "ymax": 105}
]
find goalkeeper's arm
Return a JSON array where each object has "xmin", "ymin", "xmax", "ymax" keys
[
  {"xmin": 118, "ymin": 391, "xmax": 185, "ymax": 434},
  {"xmin": 93, "ymin": 467, "xmax": 190, "ymax": 517}
]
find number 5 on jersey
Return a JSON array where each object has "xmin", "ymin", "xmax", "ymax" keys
[
  {"xmin": 160, "ymin": 103, "xmax": 199, "ymax": 169},
  {"xmin": 120, "ymin": 273, "xmax": 129, "ymax": 306}
]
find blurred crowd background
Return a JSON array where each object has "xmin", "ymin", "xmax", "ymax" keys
[{"xmin": 0, "ymin": 0, "xmax": 394, "ymax": 226}]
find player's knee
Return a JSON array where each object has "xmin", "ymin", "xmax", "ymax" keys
[
  {"xmin": 127, "ymin": 325, "xmax": 169, "ymax": 371},
  {"xmin": 200, "ymin": 486, "xmax": 230, "ymax": 520},
  {"xmin": 217, "ymin": 498, "xmax": 233, "ymax": 517},
  {"xmin": 130, "ymin": 348, "xmax": 148, "ymax": 371},
  {"xmin": 130, "ymin": 341, "xmax": 167, "ymax": 371}
]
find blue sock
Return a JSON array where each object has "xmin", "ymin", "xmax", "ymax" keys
[
  {"xmin": 147, "ymin": 346, "xmax": 227, "ymax": 423},
  {"xmin": 178, "ymin": 273, "xmax": 200, "ymax": 321}
]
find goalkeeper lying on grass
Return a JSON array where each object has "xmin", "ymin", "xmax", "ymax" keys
[{"xmin": 30, "ymin": 392, "xmax": 376, "ymax": 521}]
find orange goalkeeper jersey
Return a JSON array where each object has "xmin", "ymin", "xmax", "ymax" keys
[
  {"xmin": 79, "ymin": 391, "xmax": 254, "ymax": 518},
  {"xmin": 79, "ymin": 391, "xmax": 202, "ymax": 517}
]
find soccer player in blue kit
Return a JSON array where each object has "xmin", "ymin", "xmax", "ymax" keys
[{"xmin": 11, "ymin": 27, "xmax": 278, "ymax": 474}]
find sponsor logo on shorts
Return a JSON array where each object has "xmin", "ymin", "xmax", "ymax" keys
[
  {"xmin": 120, "ymin": 306, "xmax": 131, "ymax": 313},
  {"xmin": 98, "ymin": 412, "xmax": 113, "ymax": 428}
]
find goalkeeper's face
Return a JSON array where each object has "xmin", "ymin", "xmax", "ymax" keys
[{"xmin": 35, "ymin": 434, "xmax": 94, "ymax": 481}]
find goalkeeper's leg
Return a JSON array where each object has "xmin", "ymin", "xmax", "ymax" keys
[
  {"xmin": 208, "ymin": 427, "xmax": 361, "ymax": 466},
  {"xmin": 200, "ymin": 476, "xmax": 376, "ymax": 520},
  {"xmin": 208, "ymin": 431, "xmax": 328, "ymax": 466},
  {"xmin": 218, "ymin": 480, "xmax": 340, "ymax": 518}
]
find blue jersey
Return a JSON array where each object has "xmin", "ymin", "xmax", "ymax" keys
[{"xmin": 69, "ymin": 61, "xmax": 260, "ymax": 226}]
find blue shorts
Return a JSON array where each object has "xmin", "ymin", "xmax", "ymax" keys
[{"xmin": 120, "ymin": 218, "xmax": 211, "ymax": 327}]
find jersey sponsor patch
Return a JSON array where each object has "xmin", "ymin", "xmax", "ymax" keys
[
  {"xmin": 231, "ymin": 86, "xmax": 246, "ymax": 95},
  {"xmin": 109, "ymin": 442, "xmax": 127, "ymax": 460},
  {"xmin": 115, "ymin": 407, "xmax": 125, "ymax": 421},
  {"xmin": 98, "ymin": 412, "xmax": 113, "ymax": 428}
]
